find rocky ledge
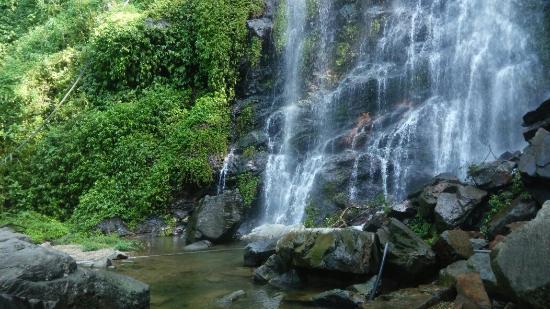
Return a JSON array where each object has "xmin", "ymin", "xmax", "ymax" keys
[{"xmin": 0, "ymin": 228, "xmax": 149, "ymax": 309}]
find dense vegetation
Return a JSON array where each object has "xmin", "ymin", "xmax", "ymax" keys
[{"xmin": 0, "ymin": 0, "xmax": 263, "ymax": 239}]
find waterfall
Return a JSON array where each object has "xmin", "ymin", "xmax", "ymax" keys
[
  {"xmin": 217, "ymin": 147, "xmax": 235, "ymax": 195},
  {"xmin": 260, "ymin": 0, "xmax": 547, "ymax": 225}
]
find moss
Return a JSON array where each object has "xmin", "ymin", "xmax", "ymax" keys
[
  {"xmin": 237, "ymin": 172, "xmax": 259, "ymax": 207},
  {"xmin": 305, "ymin": 233, "xmax": 335, "ymax": 266},
  {"xmin": 236, "ymin": 105, "xmax": 255, "ymax": 136},
  {"xmin": 242, "ymin": 146, "xmax": 256, "ymax": 159},
  {"xmin": 273, "ymin": 0, "xmax": 288, "ymax": 54},
  {"xmin": 304, "ymin": 202, "xmax": 319, "ymax": 228},
  {"xmin": 248, "ymin": 36, "xmax": 263, "ymax": 68}
]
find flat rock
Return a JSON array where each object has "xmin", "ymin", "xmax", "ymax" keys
[
  {"xmin": 364, "ymin": 284, "xmax": 454, "ymax": 309},
  {"xmin": 312, "ymin": 289, "xmax": 364, "ymax": 309},
  {"xmin": 433, "ymin": 229, "xmax": 474, "ymax": 266}
]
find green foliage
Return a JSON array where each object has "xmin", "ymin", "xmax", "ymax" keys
[
  {"xmin": 0, "ymin": 210, "xmax": 69, "ymax": 243},
  {"xmin": 304, "ymin": 203, "xmax": 319, "ymax": 228},
  {"xmin": 58, "ymin": 232, "xmax": 139, "ymax": 252},
  {"xmin": 273, "ymin": 0, "xmax": 288, "ymax": 54},
  {"xmin": 408, "ymin": 214, "xmax": 438, "ymax": 245},
  {"xmin": 2, "ymin": 0, "xmax": 263, "ymax": 232},
  {"xmin": 236, "ymin": 105, "xmax": 255, "ymax": 136},
  {"xmin": 242, "ymin": 146, "xmax": 256, "ymax": 159},
  {"xmin": 248, "ymin": 37, "xmax": 263, "ymax": 68},
  {"xmin": 237, "ymin": 172, "xmax": 259, "ymax": 207}
]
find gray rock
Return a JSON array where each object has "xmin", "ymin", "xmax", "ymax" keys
[
  {"xmin": 183, "ymin": 240, "xmax": 212, "ymax": 251},
  {"xmin": 254, "ymin": 254, "xmax": 289, "ymax": 284},
  {"xmin": 0, "ymin": 230, "xmax": 149, "ymax": 308},
  {"xmin": 467, "ymin": 252, "xmax": 497, "ymax": 294},
  {"xmin": 469, "ymin": 160, "xmax": 516, "ymax": 190},
  {"xmin": 96, "ymin": 217, "xmax": 132, "ymax": 237},
  {"xmin": 276, "ymin": 228, "xmax": 380, "ymax": 275},
  {"xmin": 376, "ymin": 218, "xmax": 436, "ymax": 279},
  {"xmin": 135, "ymin": 217, "xmax": 167, "ymax": 236},
  {"xmin": 267, "ymin": 269, "xmax": 303, "ymax": 290},
  {"xmin": 438, "ymin": 260, "xmax": 470, "ymax": 287},
  {"xmin": 519, "ymin": 128, "xmax": 550, "ymax": 204},
  {"xmin": 244, "ymin": 239, "xmax": 276, "ymax": 267},
  {"xmin": 414, "ymin": 174, "xmax": 460, "ymax": 219},
  {"xmin": 312, "ymin": 289, "xmax": 364, "ymax": 309},
  {"xmin": 432, "ymin": 229, "xmax": 474, "ymax": 266},
  {"xmin": 217, "ymin": 290, "xmax": 246, "ymax": 306},
  {"xmin": 349, "ymin": 276, "xmax": 377, "ymax": 299},
  {"xmin": 487, "ymin": 197, "xmax": 539, "ymax": 239},
  {"xmin": 188, "ymin": 190, "xmax": 244, "ymax": 242},
  {"xmin": 491, "ymin": 201, "xmax": 550, "ymax": 308},
  {"xmin": 454, "ymin": 272, "xmax": 492, "ymax": 309},
  {"xmin": 434, "ymin": 185, "xmax": 487, "ymax": 231},
  {"xmin": 389, "ymin": 200, "xmax": 416, "ymax": 220},
  {"xmin": 0, "ymin": 228, "xmax": 31, "ymax": 243},
  {"xmin": 522, "ymin": 98, "xmax": 550, "ymax": 140},
  {"xmin": 469, "ymin": 238, "xmax": 488, "ymax": 250}
]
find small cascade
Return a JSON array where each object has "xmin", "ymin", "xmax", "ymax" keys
[{"xmin": 217, "ymin": 147, "xmax": 235, "ymax": 195}]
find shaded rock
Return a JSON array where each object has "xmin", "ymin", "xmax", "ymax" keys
[
  {"xmin": 414, "ymin": 174, "xmax": 460, "ymax": 219},
  {"xmin": 349, "ymin": 276, "xmax": 377, "ymax": 299},
  {"xmin": 519, "ymin": 128, "xmax": 550, "ymax": 204},
  {"xmin": 362, "ymin": 212, "xmax": 390, "ymax": 233},
  {"xmin": 135, "ymin": 216, "xmax": 167, "ymax": 236},
  {"xmin": 276, "ymin": 228, "xmax": 380, "ymax": 275},
  {"xmin": 183, "ymin": 240, "xmax": 212, "ymax": 251},
  {"xmin": 96, "ymin": 217, "xmax": 132, "ymax": 237},
  {"xmin": 488, "ymin": 235, "xmax": 506, "ymax": 250},
  {"xmin": 522, "ymin": 98, "xmax": 550, "ymax": 141},
  {"xmin": 365, "ymin": 284, "xmax": 454, "ymax": 309},
  {"xmin": 491, "ymin": 201, "xmax": 550, "ymax": 308},
  {"xmin": 389, "ymin": 200, "xmax": 416, "ymax": 220},
  {"xmin": 438, "ymin": 260, "xmax": 470, "ymax": 287},
  {"xmin": 466, "ymin": 253, "xmax": 497, "ymax": 295},
  {"xmin": 312, "ymin": 289, "xmax": 364, "ymax": 309},
  {"xmin": 217, "ymin": 290, "xmax": 246, "ymax": 306},
  {"xmin": 454, "ymin": 273, "xmax": 492, "ymax": 309},
  {"xmin": 188, "ymin": 190, "xmax": 244, "ymax": 242},
  {"xmin": 433, "ymin": 229, "xmax": 474, "ymax": 266},
  {"xmin": 254, "ymin": 254, "xmax": 289, "ymax": 283},
  {"xmin": 244, "ymin": 239, "xmax": 276, "ymax": 267},
  {"xmin": 487, "ymin": 196, "xmax": 538, "ymax": 239},
  {"xmin": 469, "ymin": 238, "xmax": 488, "ymax": 251},
  {"xmin": 376, "ymin": 218, "xmax": 436, "ymax": 279},
  {"xmin": 469, "ymin": 160, "xmax": 516, "ymax": 190},
  {"xmin": 268, "ymin": 269, "xmax": 303, "ymax": 290},
  {"xmin": 434, "ymin": 185, "xmax": 487, "ymax": 231},
  {"xmin": 0, "ymin": 231, "xmax": 149, "ymax": 308}
]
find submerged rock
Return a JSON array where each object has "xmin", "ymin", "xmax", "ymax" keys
[
  {"xmin": 183, "ymin": 240, "xmax": 213, "ymax": 251},
  {"xmin": 365, "ymin": 284, "xmax": 454, "ymax": 309},
  {"xmin": 276, "ymin": 228, "xmax": 380, "ymax": 275},
  {"xmin": 188, "ymin": 190, "xmax": 244, "ymax": 242},
  {"xmin": 0, "ymin": 229, "xmax": 149, "ymax": 308},
  {"xmin": 312, "ymin": 289, "xmax": 364, "ymax": 309},
  {"xmin": 491, "ymin": 201, "xmax": 550, "ymax": 308},
  {"xmin": 376, "ymin": 218, "xmax": 436, "ymax": 279},
  {"xmin": 217, "ymin": 290, "xmax": 246, "ymax": 306}
]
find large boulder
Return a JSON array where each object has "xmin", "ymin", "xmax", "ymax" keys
[
  {"xmin": 454, "ymin": 273, "xmax": 492, "ymax": 309},
  {"xmin": 432, "ymin": 229, "xmax": 474, "ymax": 267},
  {"xmin": 243, "ymin": 239, "xmax": 277, "ymax": 267},
  {"xmin": 433, "ymin": 185, "xmax": 487, "ymax": 231},
  {"xmin": 0, "ymin": 229, "xmax": 149, "ymax": 308},
  {"xmin": 413, "ymin": 174, "xmax": 460, "ymax": 219},
  {"xmin": 276, "ymin": 228, "xmax": 380, "ymax": 275},
  {"xmin": 467, "ymin": 253, "xmax": 497, "ymax": 295},
  {"xmin": 491, "ymin": 201, "xmax": 550, "ymax": 308},
  {"xmin": 187, "ymin": 190, "xmax": 244, "ymax": 242},
  {"xmin": 518, "ymin": 128, "xmax": 550, "ymax": 204},
  {"xmin": 468, "ymin": 160, "xmax": 516, "ymax": 191},
  {"xmin": 376, "ymin": 218, "xmax": 436, "ymax": 280}
]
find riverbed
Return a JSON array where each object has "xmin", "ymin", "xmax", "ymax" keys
[{"xmin": 113, "ymin": 237, "xmax": 322, "ymax": 308}]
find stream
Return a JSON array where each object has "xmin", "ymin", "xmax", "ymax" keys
[{"xmin": 113, "ymin": 237, "xmax": 322, "ymax": 309}]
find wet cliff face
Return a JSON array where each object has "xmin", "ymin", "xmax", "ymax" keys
[{"xmin": 227, "ymin": 0, "xmax": 550, "ymax": 228}]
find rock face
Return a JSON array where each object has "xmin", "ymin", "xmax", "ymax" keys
[
  {"xmin": 519, "ymin": 128, "xmax": 550, "ymax": 204},
  {"xmin": 376, "ymin": 219, "xmax": 436, "ymax": 279},
  {"xmin": 276, "ymin": 228, "xmax": 380, "ymax": 275},
  {"xmin": 522, "ymin": 98, "xmax": 550, "ymax": 141},
  {"xmin": 491, "ymin": 201, "xmax": 550, "ymax": 308},
  {"xmin": 312, "ymin": 289, "xmax": 364, "ymax": 309},
  {"xmin": 135, "ymin": 216, "xmax": 168, "ymax": 236},
  {"xmin": 96, "ymin": 217, "xmax": 132, "ymax": 236},
  {"xmin": 432, "ymin": 229, "xmax": 474, "ymax": 266},
  {"xmin": 188, "ymin": 190, "xmax": 244, "ymax": 242},
  {"xmin": 0, "ymin": 228, "xmax": 149, "ymax": 309}
]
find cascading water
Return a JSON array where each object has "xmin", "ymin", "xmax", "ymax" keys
[
  {"xmin": 260, "ymin": 0, "xmax": 548, "ymax": 225},
  {"xmin": 217, "ymin": 147, "xmax": 235, "ymax": 194}
]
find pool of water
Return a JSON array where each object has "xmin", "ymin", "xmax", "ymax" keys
[{"xmin": 113, "ymin": 237, "xmax": 323, "ymax": 308}]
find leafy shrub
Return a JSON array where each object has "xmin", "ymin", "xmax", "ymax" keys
[{"xmin": 237, "ymin": 172, "xmax": 260, "ymax": 207}]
